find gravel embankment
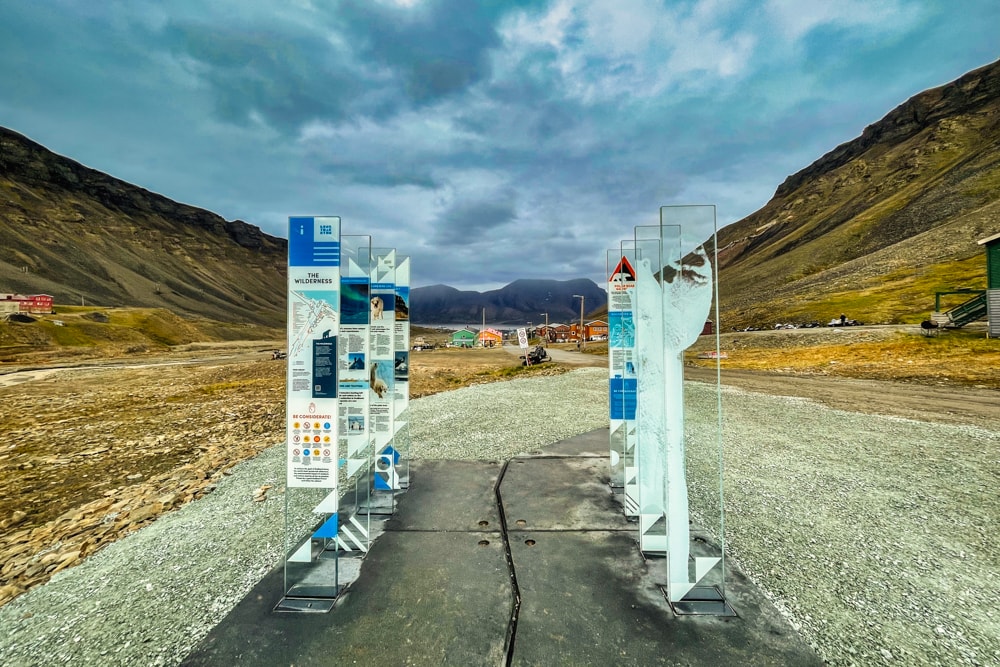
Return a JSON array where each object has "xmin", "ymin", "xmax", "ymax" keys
[{"xmin": 0, "ymin": 366, "xmax": 997, "ymax": 666}]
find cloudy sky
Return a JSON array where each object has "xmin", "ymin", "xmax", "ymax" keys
[{"xmin": 1, "ymin": 1, "xmax": 996, "ymax": 289}]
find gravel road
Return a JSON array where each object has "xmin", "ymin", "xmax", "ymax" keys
[{"xmin": 0, "ymin": 366, "xmax": 997, "ymax": 666}]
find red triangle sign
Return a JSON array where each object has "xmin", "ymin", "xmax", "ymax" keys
[{"xmin": 609, "ymin": 256, "xmax": 636, "ymax": 283}]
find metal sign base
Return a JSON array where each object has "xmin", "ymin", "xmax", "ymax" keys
[
  {"xmin": 274, "ymin": 594, "xmax": 338, "ymax": 613},
  {"xmin": 663, "ymin": 585, "xmax": 737, "ymax": 616}
]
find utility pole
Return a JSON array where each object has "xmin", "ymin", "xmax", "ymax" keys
[
  {"xmin": 572, "ymin": 295, "xmax": 585, "ymax": 350},
  {"xmin": 540, "ymin": 312, "xmax": 548, "ymax": 343}
]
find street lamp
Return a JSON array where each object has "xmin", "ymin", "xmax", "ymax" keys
[
  {"xmin": 572, "ymin": 295, "xmax": 585, "ymax": 350},
  {"xmin": 540, "ymin": 312, "xmax": 549, "ymax": 343}
]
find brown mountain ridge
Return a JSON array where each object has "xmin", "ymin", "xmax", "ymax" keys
[
  {"xmin": 0, "ymin": 127, "xmax": 287, "ymax": 327},
  {"xmin": 715, "ymin": 58, "xmax": 1000, "ymax": 328}
]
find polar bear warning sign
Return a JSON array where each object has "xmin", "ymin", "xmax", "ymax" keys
[{"xmin": 609, "ymin": 256, "xmax": 636, "ymax": 283}]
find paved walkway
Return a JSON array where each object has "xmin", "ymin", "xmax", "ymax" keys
[{"xmin": 182, "ymin": 429, "xmax": 821, "ymax": 666}]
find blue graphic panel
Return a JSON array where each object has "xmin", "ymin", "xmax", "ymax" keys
[
  {"xmin": 341, "ymin": 276, "xmax": 370, "ymax": 325},
  {"xmin": 313, "ymin": 512, "xmax": 339, "ymax": 538},
  {"xmin": 608, "ymin": 311, "xmax": 635, "ymax": 347},
  {"xmin": 289, "ymin": 216, "xmax": 341, "ymax": 267},
  {"xmin": 609, "ymin": 377, "xmax": 637, "ymax": 420}
]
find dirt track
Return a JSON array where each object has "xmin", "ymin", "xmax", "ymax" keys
[
  {"xmin": 685, "ymin": 366, "xmax": 1000, "ymax": 431},
  {"xmin": 504, "ymin": 343, "xmax": 999, "ymax": 431}
]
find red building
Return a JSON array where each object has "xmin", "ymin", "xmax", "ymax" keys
[
  {"xmin": 547, "ymin": 323, "xmax": 571, "ymax": 342},
  {"xmin": 1, "ymin": 293, "xmax": 54, "ymax": 314}
]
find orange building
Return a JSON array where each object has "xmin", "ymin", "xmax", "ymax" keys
[
  {"xmin": 585, "ymin": 320, "xmax": 608, "ymax": 340},
  {"xmin": 478, "ymin": 328, "xmax": 503, "ymax": 347}
]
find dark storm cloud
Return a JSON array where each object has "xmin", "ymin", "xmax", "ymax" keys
[
  {"xmin": 432, "ymin": 197, "xmax": 518, "ymax": 246},
  {"xmin": 160, "ymin": 20, "xmax": 365, "ymax": 131},
  {"xmin": 334, "ymin": 0, "xmax": 537, "ymax": 104},
  {"xmin": 324, "ymin": 164, "xmax": 442, "ymax": 189},
  {"xmin": 2, "ymin": 1, "xmax": 998, "ymax": 291},
  {"xmin": 157, "ymin": 0, "xmax": 534, "ymax": 133}
]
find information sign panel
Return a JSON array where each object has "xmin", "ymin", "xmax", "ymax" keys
[
  {"xmin": 370, "ymin": 249, "xmax": 397, "ymax": 490},
  {"xmin": 286, "ymin": 216, "xmax": 341, "ymax": 490},
  {"xmin": 339, "ymin": 236, "xmax": 373, "ymax": 480},
  {"xmin": 393, "ymin": 255, "xmax": 411, "ymax": 419},
  {"xmin": 393, "ymin": 255, "xmax": 411, "ymax": 486},
  {"xmin": 608, "ymin": 249, "xmax": 637, "ymax": 495}
]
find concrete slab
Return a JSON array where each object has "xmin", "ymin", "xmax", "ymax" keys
[
  {"xmin": 501, "ymin": 431, "xmax": 822, "ymax": 666},
  {"xmin": 183, "ymin": 459, "xmax": 511, "ymax": 666},
  {"xmin": 182, "ymin": 432, "xmax": 822, "ymax": 666},
  {"xmin": 183, "ymin": 530, "xmax": 511, "ymax": 666},
  {"xmin": 509, "ymin": 530, "xmax": 820, "ymax": 666},
  {"xmin": 529, "ymin": 425, "xmax": 611, "ymax": 457},
  {"xmin": 389, "ymin": 459, "xmax": 502, "ymax": 532},
  {"xmin": 502, "ymin": 456, "xmax": 627, "ymax": 531}
]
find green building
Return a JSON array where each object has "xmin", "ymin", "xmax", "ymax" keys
[
  {"xmin": 450, "ymin": 328, "xmax": 477, "ymax": 347},
  {"xmin": 978, "ymin": 232, "xmax": 1000, "ymax": 338}
]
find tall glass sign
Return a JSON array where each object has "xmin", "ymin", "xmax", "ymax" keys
[
  {"xmin": 279, "ymin": 215, "xmax": 342, "ymax": 611},
  {"xmin": 368, "ymin": 248, "xmax": 399, "ymax": 511},
  {"xmin": 393, "ymin": 255, "xmax": 411, "ymax": 487},
  {"xmin": 607, "ymin": 248, "xmax": 637, "ymax": 496},
  {"xmin": 336, "ymin": 235, "xmax": 374, "ymax": 553},
  {"xmin": 630, "ymin": 207, "xmax": 728, "ymax": 612}
]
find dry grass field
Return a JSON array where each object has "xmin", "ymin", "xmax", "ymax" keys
[{"xmin": 575, "ymin": 323, "xmax": 1000, "ymax": 389}]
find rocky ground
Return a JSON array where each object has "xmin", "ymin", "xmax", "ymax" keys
[
  {"xmin": 0, "ymin": 354, "xmax": 285, "ymax": 606},
  {"xmin": 0, "ymin": 345, "xmax": 565, "ymax": 606}
]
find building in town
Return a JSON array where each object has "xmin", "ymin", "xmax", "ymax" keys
[
  {"xmin": 450, "ymin": 328, "xmax": 478, "ymax": 347},
  {"xmin": 1, "ymin": 293, "xmax": 54, "ymax": 314}
]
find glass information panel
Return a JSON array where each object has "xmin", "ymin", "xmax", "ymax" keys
[
  {"xmin": 393, "ymin": 255, "xmax": 411, "ymax": 488},
  {"xmin": 281, "ymin": 215, "xmax": 343, "ymax": 608},
  {"xmin": 633, "ymin": 224, "xmax": 678, "ymax": 555},
  {"xmin": 607, "ymin": 248, "xmax": 636, "ymax": 493},
  {"xmin": 366, "ymin": 248, "xmax": 400, "ymax": 514},
  {"xmin": 658, "ymin": 205, "xmax": 726, "ymax": 609},
  {"xmin": 336, "ymin": 235, "xmax": 374, "ymax": 553},
  {"xmin": 628, "ymin": 208, "xmax": 727, "ymax": 611}
]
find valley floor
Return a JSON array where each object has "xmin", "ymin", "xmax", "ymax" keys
[{"xmin": 0, "ymin": 342, "xmax": 997, "ymax": 666}]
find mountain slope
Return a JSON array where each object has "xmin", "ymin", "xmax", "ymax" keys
[
  {"xmin": 0, "ymin": 127, "xmax": 287, "ymax": 326},
  {"xmin": 716, "ymin": 59, "xmax": 1000, "ymax": 327}
]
